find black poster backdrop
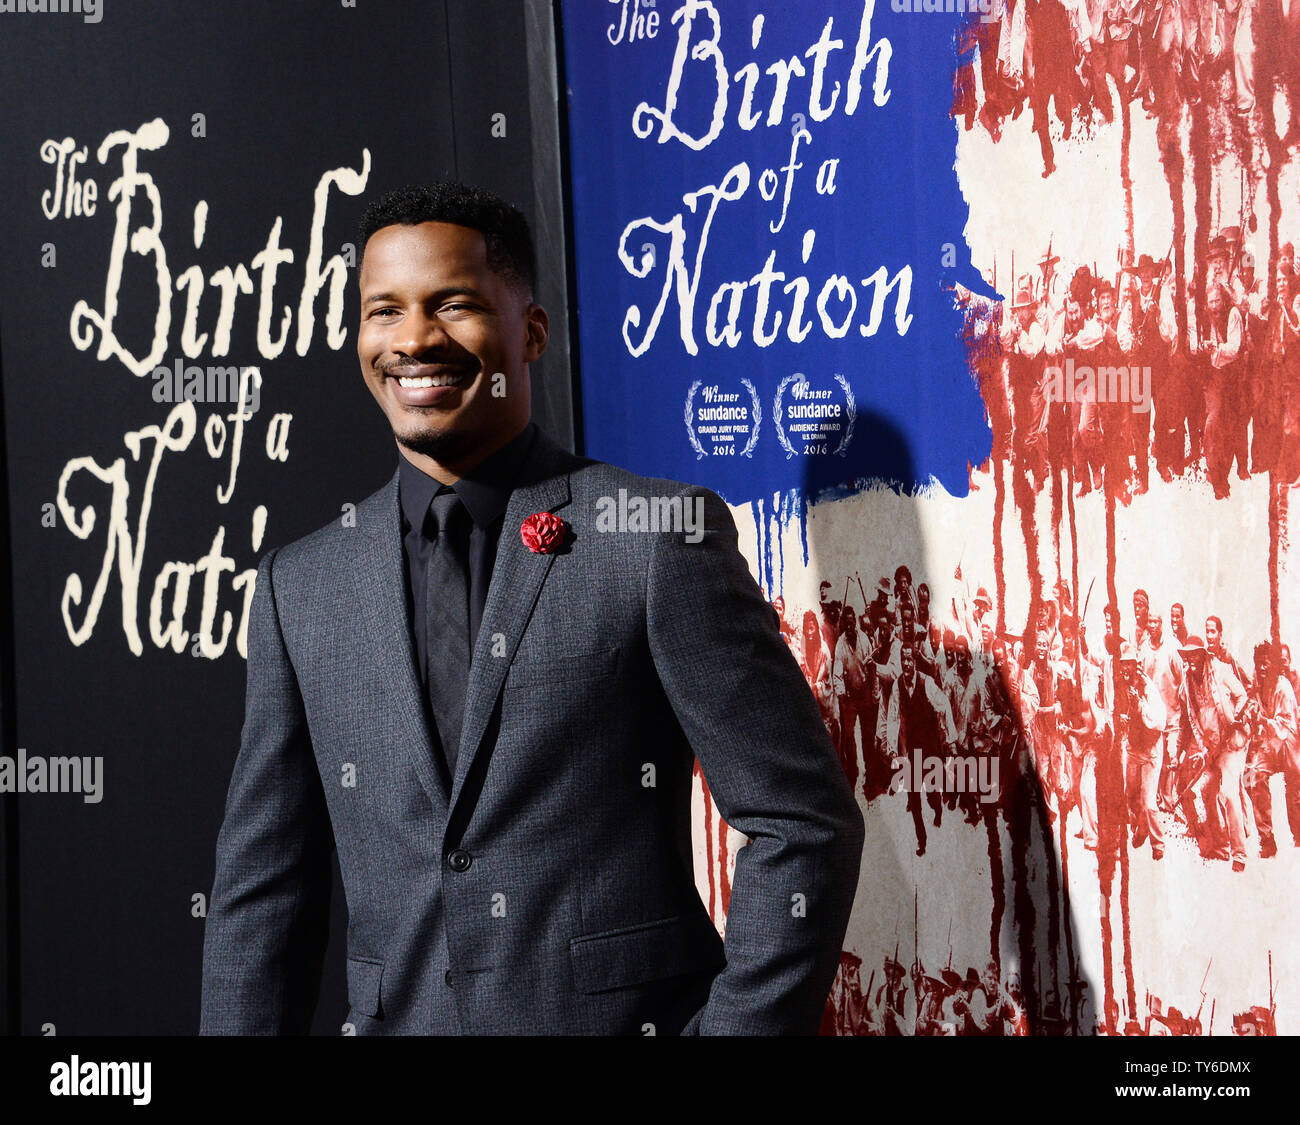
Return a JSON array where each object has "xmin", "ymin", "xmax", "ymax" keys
[{"xmin": 0, "ymin": 0, "xmax": 572, "ymax": 1034}]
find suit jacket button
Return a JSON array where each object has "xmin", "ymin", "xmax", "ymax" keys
[
  {"xmin": 447, "ymin": 849, "xmax": 472, "ymax": 872},
  {"xmin": 445, "ymin": 970, "xmax": 455, "ymax": 988}
]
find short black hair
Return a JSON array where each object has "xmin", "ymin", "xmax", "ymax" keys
[{"xmin": 358, "ymin": 182, "xmax": 536, "ymax": 296}]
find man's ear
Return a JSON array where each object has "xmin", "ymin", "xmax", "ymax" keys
[{"xmin": 523, "ymin": 302, "xmax": 549, "ymax": 363}]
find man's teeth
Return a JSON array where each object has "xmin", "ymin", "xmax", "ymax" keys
[{"xmin": 396, "ymin": 373, "xmax": 466, "ymax": 388}]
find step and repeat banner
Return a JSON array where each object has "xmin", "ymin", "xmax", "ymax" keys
[
  {"xmin": 561, "ymin": 0, "xmax": 1298, "ymax": 1036},
  {"xmin": 0, "ymin": 0, "xmax": 567, "ymax": 1033},
  {"xmin": 0, "ymin": 0, "xmax": 1295, "ymax": 1043}
]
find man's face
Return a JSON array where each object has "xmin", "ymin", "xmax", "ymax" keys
[
  {"xmin": 1205, "ymin": 618, "xmax": 1221, "ymax": 650},
  {"xmin": 1148, "ymin": 614, "xmax": 1163, "ymax": 646},
  {"xmin": 820, "ymin": 584, "xmax": 833, "ymax": 612},
  {"xmin": 902, "ymin": 605, "xmax": 915, "ymax": 635},
  {"xmin": 1099, "ymin": 292, "xmax": 1115, "ymax": 323},
  {"xmin": 1208, "ymin": 285, "xmax": 1224, "ymax": 316},
  {"xmin": 1282, "ymin": 645, "xmax": 1292, "ymax": 672},
  {"xmin": 1256, "ymin": 651, "xmax": 1271, "ymax": 684},
  {"xmin": 357, "ymin": 221, "xmax": 546, "ymax": 470},
  {"xmin": 1133, "ymin": 592, "xmax": 1148, "ymax": 620},
  {"xmin": 1016, "ymin": 305, "xmax": 1036, "ymax": 330},
  {"xmin": 1035, "ymin": 634, "xmax": 1049, "ymax": 664},
  {"xmin": 901, "ymin": 646, "xmax": 916, "ymax": 680},
  {"xmin": 1065, "ymin": 296, "xmax": 1083, "ymax": 326},
  {"xmin": 1171, "ymin": 604, "xmax": 1184, "ymax": 632}
]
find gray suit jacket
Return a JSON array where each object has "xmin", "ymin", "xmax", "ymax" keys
[{"xmin": 199, "ymin": 426, "xmax": 863, "ymax": 1035}]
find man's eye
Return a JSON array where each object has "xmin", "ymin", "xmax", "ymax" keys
[{"xmin": 370, "ymin": 308, "xmax": 399, "ymax": 318}]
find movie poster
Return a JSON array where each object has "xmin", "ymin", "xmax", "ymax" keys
[
  {"xmin": 0, "ymin": 0, "xmax": 562, "ymax": 1034},
  {"xmin": 560, "ymin": 0, "xmax": 1299, "ymax": 1036}
]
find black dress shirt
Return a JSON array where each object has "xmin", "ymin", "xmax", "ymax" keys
[{"xmin": 398, "ymin": 421, "xmax": 539, "ymax": 710}]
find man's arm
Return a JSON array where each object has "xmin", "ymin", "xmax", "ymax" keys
[
  {"xmin": 925, "ymin": 675, "xmax": 959, "ymax": 746},
  {"xmin": 1265, "ymin": 680, "xmax": 1298, "ymax": 745},
  {"xmin": 880, "ymin": 681, "xmax": 900, "ymax": 756},
  {"xmin": 831, "ymin": 638, "xmax": 848, "ymax": 698},
  {"xmin": 200, "ymin": 547, "xmax": 334, "ymax": 1035},
  {"xmin": 647, "ymin": 485, "xmax": 865, "ymax": 1035},
  {"xmin": 875, "ymin": 639, "xmax": 900, "ymax": 685}
]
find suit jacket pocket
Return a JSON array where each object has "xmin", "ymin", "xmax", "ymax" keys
[
  {"xmin": 346, "ymin": 956, "xmax": 384, "ymax": 1018},
  {"xmin": 505, "ymin": 643, "xmax": 620, "ymax": 690},
  {"xmin": 569, "ymin": 912, "xmax": 725, "ymax": 994}
]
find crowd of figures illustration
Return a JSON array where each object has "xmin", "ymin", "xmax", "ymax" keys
[
  {"xmin": 955, "ymin": 0, "xmax": 1300, "ymax": 507},
  {"xmin": 953, "ymin": 0, "xmax": 1300, "ymax": 180},
  {"xmin": 813, "ymin": 0, "xmax": 1300, "ymax": 1034},
  {"xmin": 695, "ymin": 0, "xmax": 1297, "ymax": 1039},
  {"xmin": 771, "ymin": 569, "xmax": 1290, "ymax": 1035},
  {"xmin": 963, "ymin": 235, "xmax": 1300, "ymax": 507}
]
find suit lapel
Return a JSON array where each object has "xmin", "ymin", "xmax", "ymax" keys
[
  {"xmin": 356, "ymin": 465, "xmax": 453, "ymax": 812},
  {"xmin": 356, "ymin": 428, "xmax": 581, "ymax": 819},
  {"xmin": 449, "ymin": 429, "xmax": 576, "ymax": 813}
]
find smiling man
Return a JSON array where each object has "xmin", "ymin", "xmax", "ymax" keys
[{"xmin": 199, "ymin": 182, "xmax": 863, "ymax": 1036}]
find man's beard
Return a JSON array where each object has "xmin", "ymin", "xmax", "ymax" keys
[{"xmin": 394, "ymin": 421, "xmax": 471, "ymax": 462}]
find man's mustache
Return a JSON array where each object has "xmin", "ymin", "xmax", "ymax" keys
[{"xmin": 378, "ymin": 357, "xmax": 477, "ymax": 375}]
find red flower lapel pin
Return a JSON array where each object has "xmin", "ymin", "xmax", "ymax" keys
[{"xmin": 520, "ymin": 511, "xmax": 567, "ymax": 554}]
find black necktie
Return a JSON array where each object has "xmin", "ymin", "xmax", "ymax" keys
[{"xmin": 424, "ymin": 489, "xmax": 471, "ymax": 777}]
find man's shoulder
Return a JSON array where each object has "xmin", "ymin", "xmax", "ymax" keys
[
  {"xmin": 567, "ymin": 454, "xmax": 725, "ymax": 506},
  {"xmin": 1276, "ymin": 676, "xmax": 1299, "ymax": 710},
  {"xmin": 260, "ymin": 471, "xmax": 398, "ymax": 579},
  {"xmin": 566, "ymin": 457, "xmax": 738, "ymax": 551}
]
